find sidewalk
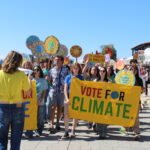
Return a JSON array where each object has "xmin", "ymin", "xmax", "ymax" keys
[{"xmin": 9, "ymin": 94, "xmax": 150, "ymax": 150}]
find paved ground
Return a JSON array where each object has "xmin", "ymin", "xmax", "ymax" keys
[{"xmin": 8, "ymin": 93, "xmax": 150, "ymax": 150}]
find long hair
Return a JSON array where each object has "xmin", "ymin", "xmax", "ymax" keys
[
  {"xmin": 89, "ymin": 66, "xmax": 99, "ymax": 78},
  {"xmin": 97, "ymin": 67, "xmax": 108, "ymax": 82},
  {"xmin": 71, "ymin": 63, "xmax": 82, "ymax": 75},
  {"xmin": 33, "ymin": 65, "xmax": 44, "ymax": 78},
  {"xmin": 107, "ymin": 65, "xmax": 115, "ymax": 77},
  {"xmin": 130, "ymin": 66, "xmax": 140, "ymax": 78},
  {"xmin": 22, "ymin": 60, "xmax": 33, "ymax": 70},
  {"xmin": 2, "ymin": 51, "xmax": 23, "ymax": 74}
]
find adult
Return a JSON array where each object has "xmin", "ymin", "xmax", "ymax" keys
[
  {"xmin": 33, "ymin": 66, "xmax": 48, "ymax": 136},
  {"xmin": 22, "ymin": 60, "xmax": 33, "ymax": 70},
  {"xmin": 82, "ymin": 61, "xmax": 99, "ymax": 129},
  {"xmin": 107, "ymin": 65, "xmax": 115, "ymax": 83},
  {"xmin": 130, "ymin": 65, "xmax": 143, "ymax": 140},
  {"xmin": 62, "ymin": 63, "xmax": 84, "ymax": 138},
  {"xmin": 96, "ymin": 67, "xmax": 108, "ymax": 138},
  {"xmin": 82, "ymin": 60, "xmax": 99, "ymax": 81},
  {"xmin": 0, "ymin": 51, "xmax": 31, "ymax": 150},
  {"xmin": 130, "ymin": 59, "xmax": 138, "ymax": 66},
  {"xmin": 47, "ymin": 55, "xmax": 69, "ymax": 133}
]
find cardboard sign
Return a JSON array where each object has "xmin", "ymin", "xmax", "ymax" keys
[
  {"xmin": 116, "ymin": 59, "xmax": 125, "ymax": 70},
  {"xmin": 88, "ymin": 54, "xmax": 105, "ymax": 64},
  {"xmin": 138, "ymin": 50, "xmax": 145, "ymax": 61},
  {"xmin": 64, "ymin": 57, "xmax": 70, "ymax": 65},
  {"xmin": 69, "ymin": 78, "xmax": 141, "ymax": 127},
  {"xmin": 115, "ymin": 70, "xmax": 135, "ymax": 86},
  {"xmin": 45, "ymin": 36, "xmax": 59, "ymax": 55},
  {"xmin": 105, "ymin": 54, "xmax": 111, "ymax": 62},
  {"xmin": 31, "ymin": 41, "xmax": 45, "ymax": 57},
  {"xmin": 23, "ymin": 81, "xmax": 37, "ymax": 130},
  {"xmin": 70, "ymin": 45, "xmax": 82, "ymax": 58},
  {"xmin": 57, "ymin": 44, "xmax": 68, "ymax": 57},
  {"xmin": 26, "ymin": 35, "xmax": 40, "ymax": 50}
]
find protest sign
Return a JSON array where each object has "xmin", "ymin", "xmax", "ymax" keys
[
  {"xmin": 88, "ymin": 54, "xmax": 105, "ymax": 64},
  {"xmin": 115, "ymin": 70, "xmax": 135, "ymax": 86},
  {"xmin": 45, "ymin": 36, "xmax": 59, "ymax": 55},
  {"xmin": 116, "ymin": 59, "xmax": 125, "ymax": 70},
  {"xmin": 64, "ymin": 56, "xmax": 70, "ymax": 65},
  {"xmin": 138, "ymin": 50, "xmax": 145, "ymax": 61},
  {"xmin": 23, "ymin": 81, "xmax": 37, "ymax": 130},
  {"xmin": 69, "ymin": 78, "xmax": 141, "ymax": 127},
  {"xmin": 31, "ymin": 41, "xmax": 45, "ymax": 57},
  {"xmin": 70, "ymin": 45, "xmax": 82, "ymax": 58},
  {"xmin": 105, "ymin": 54, "xmax": 111, "ymax": 62},
  {"xmin": 57, "ymin": 44, "xmax": 68, "ymax": 57},
  {"xmin": 26, "ymin": 35, "xmax": 40, "ymax": 50}
]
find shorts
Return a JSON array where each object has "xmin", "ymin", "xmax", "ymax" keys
[{"xmin": 48, "ymin": 91, "xmax": 64, "ymax": 107}]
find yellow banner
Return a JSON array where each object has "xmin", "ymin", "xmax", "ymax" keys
[
  {"xmin": 23, "ymin": 81, "xmax": 37, "ymax": 130},
  {"xmin": 88, "ymin": 54, "xmax": 105, "ymax": 64},
  {"xmin": 69, "ymin": 78, "xmax": 141, "ymax": 127}
]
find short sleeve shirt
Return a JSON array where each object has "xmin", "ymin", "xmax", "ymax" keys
[
  {"xmin": 49, "ymin": 66, "xmax": 69, "ymax": 94},
  {"xmin": 64, "ymin": 74, "xmax": 84, "ymax": 94},
  {"xmin": 34, "ymin": 78, "xmax": 48, "ymax": 105},
  {"xmin": 0, "ymin": 70, "xmax": 30, "ymax": 103}
]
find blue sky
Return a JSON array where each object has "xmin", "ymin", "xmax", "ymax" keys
[{"xmin": 0, "ymin": 0, "xmax": 150, "ymax": 59}]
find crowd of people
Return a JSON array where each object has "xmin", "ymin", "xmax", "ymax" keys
[{"xmin": 0, "ymin": 50, "xmax": 149, "ymax": 150}]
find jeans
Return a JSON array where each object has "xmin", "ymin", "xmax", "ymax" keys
[
  {"xmin": 0, "ymin": 104, "xmax": 24, "ymax": 150},
  {"xmin": 45, "ymin": 89, "xmax": 50, "ymax": 121},
  {"xmin": 37, "ymin": 105, "xmax": 45, "ymax": 134}
]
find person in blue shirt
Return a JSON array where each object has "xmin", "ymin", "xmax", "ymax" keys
[
  {"xmin": 33, "ymin": 66, "xmax": 48, "ymax": 136},
  {"xmin": 62, "ymin": 63, "xmax": 84, "ymax": 139},
  {"xmin": 25, "ymin": 65, "xmax": 48, "ymax": 138}
]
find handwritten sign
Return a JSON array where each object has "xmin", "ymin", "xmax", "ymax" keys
[
  {"xmin": 88, "ymin": 54, "xmax": 105, "ymax": 64},
  {"xmin": 23, "ymin": 81, "xmax": 37, "ymax": 130}
]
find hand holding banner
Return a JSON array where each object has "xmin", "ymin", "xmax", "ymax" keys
[{"xmin": 69, "ymin": 78, "xmax": 141, "ymax": 127}]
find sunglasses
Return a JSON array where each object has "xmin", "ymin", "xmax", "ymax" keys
[
  {"xmin": 100, "ymin": 70, "xmax": 106, "ymax": 73},
  {"xmin": 33, "ymin": 68, "xmax": 40, "ymax": 72}
]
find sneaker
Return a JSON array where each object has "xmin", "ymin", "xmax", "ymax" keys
[
  {"xmin": 133, "ymin": 134, "xmax": 141, "ymax": 140},
  {"xmin": 70, "ymin": 130, "xmax": 76, "ymax": 137},
  {"xmin": 61, "ymin": 132, "xmax": 69, "ymax": 139},
  {"xmin": 44, "ymin": 121, "xmax": 48, "ymax": 124},
  {"xmin": 24, "ymin": 134, "xmax": 33, "ymax": 139},
  {"xmin": 98, "ymin": 134, "xmax": 106, "ymax": 139},
  {"xmin": 93, "ymin": 124, "xmax": 97, "ymax": 132},
  {"xmin": 87, "ymin": 123, "xmax": 92, "ymax": 129},
  {"xmin": 55, "ymin": 124, "xmax": 61, "ymax": 130},
  {"xmin": 119, "ymin": 128, "xmax": 128, "ymax": 135},
  {"xmin": 49, "ymin": 128, "xmax": 56, "ymax": 134},
  {"xmin": 34, "ymin": 131, "xmax": 40, "ymax": 137}
]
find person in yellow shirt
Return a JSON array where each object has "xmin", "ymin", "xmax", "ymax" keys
[{"xmin": 0, "ymin": 51, "xmax": 31, "ymax": 150}]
